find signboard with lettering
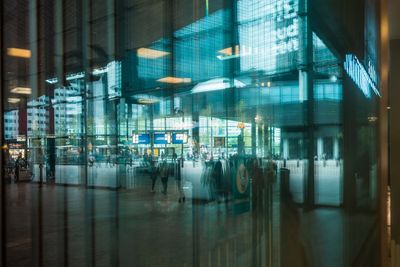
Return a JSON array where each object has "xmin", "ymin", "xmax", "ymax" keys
[
  {"xmin": 344, "ymin": 54, "xmax": 380, "ymax": 98},
  {"xmin": 154, "ymin": 133, "xmax": 171, "ymax": 145},
  {"xmin": 132, "ymin": 134, "xmax": 150, "ymax": 144},
  {"xmin": 172, "ymin": 133, "xmax": 188, "ymax": 144},
  {"xmin": 237, "ymin": 0, "xmax": 300, "ymax": 73},
  {"xmin": 273, "ymin": 0, "xmax": 299, "ymax": 56}
]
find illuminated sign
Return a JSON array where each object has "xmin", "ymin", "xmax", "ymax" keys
[
  {"xmin": 273, "ymin": 0, "xmax": 299, "ymax": 56},
  {"xmin": 132, "ymin": 134, "xmax": 150, "ymax": 144},
  {"xmin": 17, "ymin": 136, "xmax": 26, "ymax": 142},
  {"xmin": 344, "ymin": 54, "xmax": 380, "ymax": 98},
  {"xmin": 272, "ymin": 23, "xmax": 299, "ymax": 55},
  {"xmin": 172, "ymin": 133, "xmax": 188, "ymax": 144},
  {"xmin": 368, "ymin": 60, "xmax": 378, "ymax": 84},
  {"xmin": 218, "ymin": 20, "xmax": 299, "ymax": 60},
  {"xmin": 154, "ymin": 133, "xmax": 171, "ymax": 145},
  {"xmin": 224, "ymin": 0, "xmax": 299, "ymax": 63}
]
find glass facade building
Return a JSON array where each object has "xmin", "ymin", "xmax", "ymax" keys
[{"xmin": 0, "ymin": 0, "xmax": 387, "ymax": 266}]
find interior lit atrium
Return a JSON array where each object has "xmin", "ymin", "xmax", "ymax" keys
[{"xmin": 1, "ymin": 0, "xmax": 400, "ymax": 266}]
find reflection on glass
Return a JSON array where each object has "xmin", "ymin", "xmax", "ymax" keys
[{"xmin": 1, "ymin": 0, "xmax": 381, "ymax": 266}]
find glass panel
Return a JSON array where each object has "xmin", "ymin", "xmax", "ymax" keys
[{"xmin": 0, "ymin": 0, "xmax": 382, "ymax": 266}]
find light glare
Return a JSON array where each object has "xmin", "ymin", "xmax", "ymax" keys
[
  {"xmin": 137, "ymin": 48, "xmax": 170, "ymax": 59},
  {"xmin": 7, "ymin": 48, "xmax": 31, "ymax": 58},
  {"xmin": 157, "ymin": 77, "xmax": 192, "ymax": 84},
  {"xmin": 10, "ymin": 87, "xmax": 32, "ymax": 95},
  {"xmin": 8, "ymin": 98, "xmax": 21, "ymax": 104}
]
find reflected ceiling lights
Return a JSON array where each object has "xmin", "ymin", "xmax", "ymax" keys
[
  {"xmin": 132, "ymin": 94, "xmax": 160, "ymax": 104},
  {"xmin": 8, "ymin": 98, "xmax": 21, "ymax": 104},
  {"xmin": 218, "ymin": 46, "xmax": 236, "ymax": 56},
  {"xmin": 217, "ymin": 45, "xmax": 240, "ymax": 60},
  {"xmin": 137, "ymin": 48, "xmax": 170, "ymax": 59},
  {"xmin": 157, "ymin": 77, "xmax": 192, "ymax": 84},
  {"xmin": 191, "ymin": 78, "xmax": 246, "ymax": 93},
  {"xmin": 92, "ymin": 66, "xmax": 108, "ymax": 75},
  {"xmin": 66, "ymin": 72, "xmax": 85, "ymax": 80},
  {"xmin": 217, "ymin": 45, "xmax": 253, "ymax": 60},
  {"xmin": 137, "ymin": 98, "xmax": 159, "ymax": 104},
  {"xmin": 330, "ymin": 75, "xmax": 338, "ymax": 82},
  {"xmin": 46, "ymin": 78, "xmax": 58, "ymax": 84},
  {"xmin": 10, "ymin": 87, "xmax": 32, "ymax": 95},
  {"xmin": 7, "ymin": 48, "xmax": 31, "ymax": 58}
]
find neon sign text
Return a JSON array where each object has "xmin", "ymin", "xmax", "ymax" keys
[{"xmin": 344, "ymin": 54, "xmax": 380, "ymax": 98}]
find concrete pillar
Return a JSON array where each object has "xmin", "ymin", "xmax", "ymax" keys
[
  {"xmin": 283, "ymin": 139, "xmax": 289, "ymax": 160},
  {"xmin": 257, "ymin": 124, "xmax": 263, "ymax": 157},
  {"xmin": 333, "ymin": 137, "xmax": 339, "ymax": 159},
  {"xmin": 298, "ymin": 0, "xmax": 314, "ymax": 207},
  {"xmin": 251, "ymin": 121, "xmax": 257, "ymax": 156},
  {"xmin": 317, "ymin": 138, "xmax": 323, "ymax": 159}
]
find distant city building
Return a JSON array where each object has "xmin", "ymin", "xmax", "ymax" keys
[
  {"xmin": 27, "ymin": 95, "xmax": 49, "ymax": 137},
  {"xmin": 4, "ymin": 110, "xmax": 19, "ymax": 140}
]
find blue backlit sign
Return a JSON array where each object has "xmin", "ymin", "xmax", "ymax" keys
[
  {"xmin": 344, "ymin": 54, "xmax": 380, "ymax": 98},
  {"xmin": 172, "ymin": 133, "xmax": 188, "ymax": 144},
  {"xmin": 133, "ymin": 134, "xmax": 150, "ymax": 144},
  {"xmin": 154, "ymin": 133, "xmax": 171, "ymax": 145}
]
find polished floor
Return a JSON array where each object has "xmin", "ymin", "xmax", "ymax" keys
[{"xmin": 3, "ymin": 174, "xmax": 374, "ymax": 267}]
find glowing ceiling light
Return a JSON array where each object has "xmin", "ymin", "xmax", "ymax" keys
[
  {"xmin": 66, "ymin": 72, "xmax": 85, "ymax": 80},
  {"xmin": 218, "ymin": 47, "xmax": 234, "ymax": 56},
  {"xmin": 157, "ymin": 77, "xmax": 192, "ymax": 84},
  {"xmin": 7, "ymin": 48, "xmax": 31, "ymax": 58},
  {"xmin": 191, "ymin": 78, "xmax": 246, "ymax": 93},
  {"xmin": 216, "ymin": 45, "xmax": 252, "ymax": 60},
  {"xmin": 137, "ymin": 48, "xmax": 170, "ymax": 59},
  {"xmin": 267, "ymin": 81, "xmax": 271, "ymax": 87},
  {"xmin": 330, "ymin": 75, "xmax": 338, "ymax": 82},
  {"xmin": 137, "ymin": 98, "xmax": 159, "ymax": 104},
  {"xmin": 46, "ymin": 78, "xmax": 58, "ymax": 84},
  {"xmin": 92, "ymin": 66, "xmax": 108, "ymax": 75},
  {"xmin": 10, "ymin": 87, "xmax": 32, "ymax": 95},
  {"xmin": 8, "ymin": 98, "xmax": 21, "ymax": 104},
  {"xmin": 132, "ymin": 94, "xmax": 160, "ymax": 104}
]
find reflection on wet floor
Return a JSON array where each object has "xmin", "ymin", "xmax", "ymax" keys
[{"xmin": 4, "ymin": 170, "xmax": 375, "ymax": 267}]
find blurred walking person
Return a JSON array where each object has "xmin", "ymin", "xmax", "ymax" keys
[
  {"xmin": 159, "ymin": 160, "xmax": 169, "ymax": 195},
  {"xmin": 176, "ymin": 158, "xmax": 185, "ymax": 203},
  {"xmin": 149, "ymin": 160, "xmax": 158, "ymax": 193},
  {"xmin": 14, "ymin": 153, "xmax": 24, "ymax": 183}
]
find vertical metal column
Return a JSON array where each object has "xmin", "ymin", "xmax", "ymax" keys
[
  {"xmin": 252, "ymin": 121, "xmax": 257, "ymax": 156},
  {"xmin": 298, "ymin": 0, "xmax": 314, "ymax": 208},
  {"xmin": 29, "ymin": 1, "xmax": 44, "ymax": 266},
  {"xmin": 379, "ymin": 0, "xmax": 390, "ymax": 266},
  {"xmin": 0, "ymin": 0, "xmax": 5, "ymax": 264},
  {"xmin": 53, "ymin": 2, "xmax": 68, "ymax": 265},
  {"xmin": 80, "ymin": 0, "xmax": 96, "ymax": 266}
]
